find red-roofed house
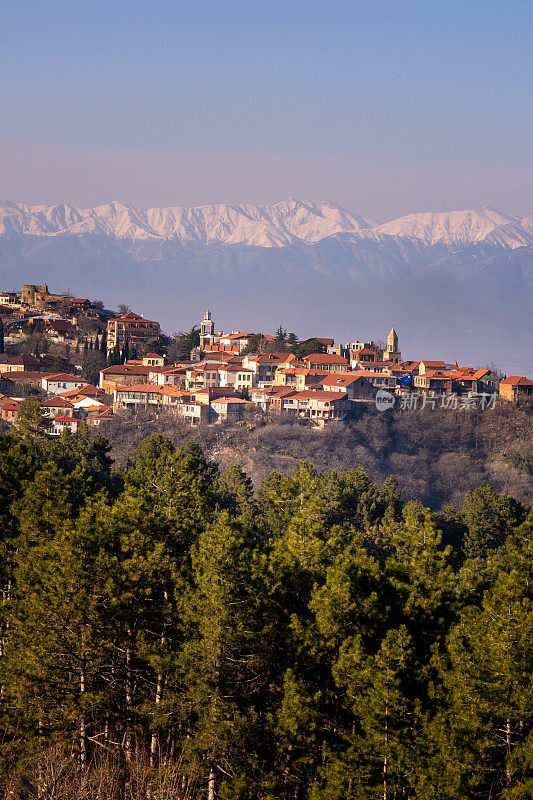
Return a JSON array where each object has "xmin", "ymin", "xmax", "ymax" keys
[
  {"xmin": 113, "ymin": 383, "xmax": 164, "ymax": 411},
  {"xmin": 352, "ymin": 347, "xmax": 377, "ymax": 365},
  {"xmin": 99, "ymin": 364, "xmax": 152, "ymax": 392},
  {"xmin": 499, "ymin": 376, "xmax": 533, "ymax": 402},
  {"xmin": 142, "ymin": 353, "xmax": 166, "ymax": 367},
  {"xmin": 210, "ymin": 397, "xmax": 249, "ymax": 422},
  {"xmin": 217, "ymin": 365, "xmax": 254, "ymax": 390},
  {"xmin": 86, "ymin": 407, "xmax": 114, "ymax": 428},
  {"xmin": 42, "ymin": 374, "xmax": 89, "ymax": 395},
  {"xmin": 47, "ymin": 416, "xmax": 79, "ymax": 437},
  {"xmin": 414, "ymin": 370, "xmax": 453, "ymax": 394},
  {"xmin": 45, "ymin": 319, "xmax": 76, "ymax": 338},
  {"xmin": 315, "ymin": 373, "xmax": 376, "ymax": 399},
  {"xmin": 41, "ymin": 396, "xmax": 75, "ymax": 418},
  {"xmin": 303, "ymin": 353, "xmax": 350, "ymax": 373},
  {"xmin": 217, "ymin": 332, "xmax": 256, "ymax": 354},
  {"xmin": 348, "ymin": 370, "xmax": 397, "ymax": 390},
  {"xmin": 451, "ymin": 368, "xmax": 500, "ymax": 394},
  {"xmin": 0, "ymin": 354, "xmax": 44, "ymax": 372},
  {"xmin": 271, "ymin": 389, "xmax": 350, "ymax": 421},
  {"xmin": 107, "ymin": 311, "xmax": 160, "ymax": 353},
  {"xmin": 243, "ymin": 352, "xmax": 298, "ymax": 384},
  {"xmin": 60, "ymin": 384, "xmax": 107, "ymax": 402},
  {"xmin": 1, "ymin": 400, "xmax": 21, "ymax": 424}
]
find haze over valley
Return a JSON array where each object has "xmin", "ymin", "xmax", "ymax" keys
[{"xmin": 1, "ymin": 197, "xmax": 531, "ymax": 374}]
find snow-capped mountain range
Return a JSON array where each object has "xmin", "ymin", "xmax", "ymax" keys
[
  {"xmin": 1, "ymin": 197, "xmax": 533, "ymax": 249},
  {"xmin": 0, "ymin": 197, "xmax": 531, "ymax": 373}
]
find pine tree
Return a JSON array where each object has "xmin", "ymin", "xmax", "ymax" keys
[
  {"xmin": 441, "ymin": 515, "xmax": 533, "ymax": 798},
  {"xmin": 461, "ymin": 485, "xmax": 527, "ymax": 558},
  {"xmin": 179, "ymin": 513, "xmax": 261, "ymax": 799},
  {"xmin": 4, "ymin": 484, "xmax": 115, "ymax": 773},
  {"xmin": 16, "ymin": 396, "xmax": 50, "ymax": 439}
]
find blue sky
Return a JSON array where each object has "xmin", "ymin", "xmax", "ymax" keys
[{"xmin": 1, "ymin": 0, "xmax": 532, "ymax": 219}]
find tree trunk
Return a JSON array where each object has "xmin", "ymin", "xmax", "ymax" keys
[
  {"xmin": 384, "ymin": 656, "xmax": 389, "ymax": 800},
  {"xmin": 125, "ymin": 626, "xmax": 134, "ymax": 764},
  {"xmin": 37, "ymin": 717, "xmax": 44, "ymax": 799},
  {"xmin": 150, "ymin": 614, "xmax": 167, "ymax": 768},
  {"xmin": 505, "ymin": 717, "xmax": 512, "ymax": 784},
  {"xmin": 150, "ymin": 668, "xmax": 164, "ymax": 768},
  {"xmin": 207, "ymin": 766, "xmax": 215, "ymax": 800},
  {"xmin": 80, "ymin": 654, "xmax": 87, "ymax": 770}
]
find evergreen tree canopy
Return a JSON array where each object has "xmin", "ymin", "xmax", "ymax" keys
[{"xmin": 0, "ymin": 427, "xmax": 531, "ymax": 800}]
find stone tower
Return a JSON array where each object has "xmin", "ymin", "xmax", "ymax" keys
[
  {"xmin": 200, "ymin": 309, "xmax": 215, "ymax": 349},
  {"xmin": 383, "ymin": 326, "xmax": 401, "ymax": 363}
]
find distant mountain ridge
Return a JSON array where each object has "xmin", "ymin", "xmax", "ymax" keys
[
  {"xmin": 1, "ymin": 197, "xmax": 533, "ymax": 249},
  {"xmin": 0, "ymin": 198, "xmax": 375, "ymax": 246},
  {"xmin": 0, "ymin": 197, "xmax": 532, "ymax": 374}
]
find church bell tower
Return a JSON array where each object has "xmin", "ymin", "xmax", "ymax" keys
[
  {"xmin": 383, "ymin": 326, "xmax": 401, "ymax": 363},
  {"xmin": 200, "ymin": 309, "xmax": 215, "ymax": 349}
]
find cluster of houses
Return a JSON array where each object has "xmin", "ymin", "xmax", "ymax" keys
[
  {"xmin": 0, "ymin": 354, "xmax": 113, "ymax": 435},
  {"xmin": 98, "ymin": 311, "xmax": 533, "ymax": 425},
  {"xmin": 0, "ymin": 284, "xmax": 111, "ymax": 342},
  {"xmin": 1, "ymin": 304, "xmax": 532, "ymax": 435}
]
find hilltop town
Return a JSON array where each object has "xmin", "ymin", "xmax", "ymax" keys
[{"xmin": 0, "ymin": 283, "xmax": 532, "ymax": 434}]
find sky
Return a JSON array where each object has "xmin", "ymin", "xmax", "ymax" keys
[{"xmin": 1, "ymin": 0, "xmax": 533, "ymax": 221}]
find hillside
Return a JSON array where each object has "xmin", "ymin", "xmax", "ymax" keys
[{"xmin": 103, "ymin": 404, "xmax": 533, "ymax": 510}]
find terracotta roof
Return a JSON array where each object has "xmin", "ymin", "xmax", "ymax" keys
[
  {"xmin": 249, "ymin": 353, "xmax": 291, "ymax": 363},
  {"xmin": 159, "ymin": 387, "xmax": 191, "ymax": 397},
  {"xmin": 100, "ymin": 365, "xmax": 151, "ymax": 376},
  {"xmin": 89, "ymin": 408, "xmax": 114, "ymax": 419},
  {"xmin": 115, "ymin": 383, "xmax": 164, "ymax": 393},
  {"xmin": 304, "ymin": 353, "xmax": 350, "ymax": 365},
  {"xmin": 53, "ymin": 416, "xmax": 77, "ymax": 423},
  {"xmin": 41, "ymin": 397, "xmax": 74, "ymax": 408},
  {"xmin": 218, "ymin": 366, "xmax": 253, "ymax": 373},
  {"xmin": 0, "ymin": 354, "xmax": 41, "ymax": 366},
  {"xmin": 420, "ymin": 360, "xmax": 447, "ymax": 368},
  {"xmin": 318, "ymin": 374, "xmax": 368, "ymax": 387},
  {"xmin": 295, "ymin": 390, "xmax": 348, "ymax": 401},
  {"xmin": 46, "ymin": 320, "xmax": 74, "ymax": 332},
  {"xmin": 500, "ymin": 375, "xmax": 533, "ymax": 386},
  {"xmin": 269, "ymin": 388, "xmax": 299, "ymax": 398},
  {"xmin": 421, "ymin": 371, "xmax": 452, "ymax": 380},
  {"xmin": 1, "ymin": 401, "xmax": 20, "ymax": 411},
  {"xmin": 211, "ymin": 397, "xmax": 249, "ymax": 405},
  {"xmin": 43, "ymin": 373, "xmax": 85, "ymax": 382},
  {"xmin": 349, "ymin": 370, "xmax": 396, "ymax": 379},
  {"xmin": 0, "ymin": 371, "xmax": 40, "ymax": 381},
  {"xmin": 60, "ymin": 384, "xmax": 104, "ymax": 398},
  {"xmin": 292, "ymin": 368, "xmax": 330, "ymax": 376},
  {"xmin": 220, "ymin": 332, "xmax": 254, "ymax": 340},
  {"xmin": 113, "ymin": 311, "xmax": 158, "ymax": 324},
  {"xmin": 193, "ymin": 387, "xmax": 240, "ymax": 399}
]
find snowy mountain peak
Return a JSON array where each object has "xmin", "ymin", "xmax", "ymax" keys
[
  {"xmin": 0, "ymin": 199, "xmax": 531, "ymax": 250},
  {"xmin": 374, "ymin": 206, "xmax": 525, "ymax": 246}
]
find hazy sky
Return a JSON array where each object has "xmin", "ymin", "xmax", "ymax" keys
[{"xmin": 2, "ymin": 0, "xmax": 533, "ymax": 220}]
